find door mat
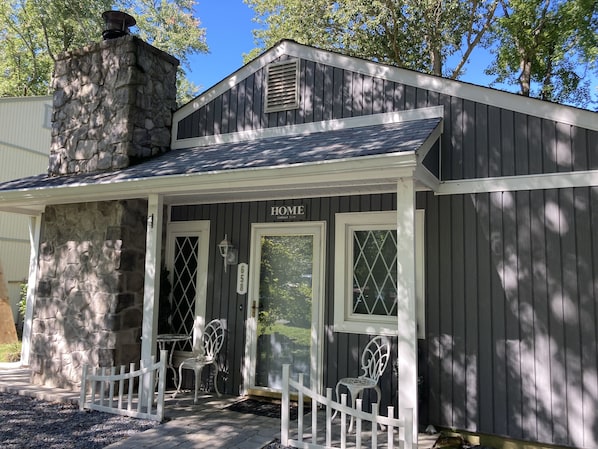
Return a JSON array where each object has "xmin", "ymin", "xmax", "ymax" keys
[{"xmin": 226, "ymin": 398, "xmax": 309, "ymax": 420}]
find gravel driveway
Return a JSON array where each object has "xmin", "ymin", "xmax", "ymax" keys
[{"xmin": 0, "ymin": 392, "xmax": 158, "ymax": 449}]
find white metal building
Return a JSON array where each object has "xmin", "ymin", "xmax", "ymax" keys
[{"xmin": 0, "ymin": 96, "xmax": 52, "ymax": 322}]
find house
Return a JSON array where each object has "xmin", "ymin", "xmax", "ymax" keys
[
  {"xmin": 0, "ymin": 23, "xmax": 596, "ymax": 449},
  {"xmin": 0, "ymin": 96, "xmax": 52, "ymax": 325}
]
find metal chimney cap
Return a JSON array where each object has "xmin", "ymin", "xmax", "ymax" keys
[{"xmin": 102, "ymin": 10, "xmax": 136, "ymax": 40}]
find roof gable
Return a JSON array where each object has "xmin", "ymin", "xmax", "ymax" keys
[{"xmin": 173, "ymin": 40, "xmax": 597, "ymax": 143}]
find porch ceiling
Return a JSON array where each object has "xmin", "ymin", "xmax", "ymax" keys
[{"xmin": 0, "ymin": 118, "xmax": 441, "ymax": 214}]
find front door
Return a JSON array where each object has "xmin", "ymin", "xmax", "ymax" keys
[
  {"xmin": 244, "ymin": 222, "xmax": 325, "ymax": 396},
  {"xmin": 164, "ymin": 221, "xmax": 210, "ymax": 356}
]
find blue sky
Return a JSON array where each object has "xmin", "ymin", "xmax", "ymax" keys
[
  {"xmin": 185, "ymin": 0, "xmax": 596, "ymax": 106},
  {"xmin": 187, "ymin": 0, "xmax": 257, "ymax": 92},
  {"xmin": 186, "ymin": 0, "xmax": 502, "ymax": 94}
]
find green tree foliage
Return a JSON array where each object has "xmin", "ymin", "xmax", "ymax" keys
[
  {"xmin": 0, "ymin": 0, "xmax": 207, "ymax": 102},
  {"xmin": 245, "ymin": 0, "xmax": 597, "ymax": 107},
  {"xmin": 487, "ymin": 0, "xmax": 598, "ymax": 106},
  {"xmin": 244, "ymin": 0, "xmax": 499, "ymax": 79},
  {"xmin": 258, "ymin": 235, "xmax": 313, "ymax": 332}
]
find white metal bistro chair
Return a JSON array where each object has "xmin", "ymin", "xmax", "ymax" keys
[
  {"xmin": 173, "ymin": 319, "xmax": 225, "ymax": 404},
  {"xmin": 333, "ymin": 335, "xmax": 391, "ymax": 432}
]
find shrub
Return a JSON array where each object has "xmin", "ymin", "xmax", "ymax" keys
[
  {"xmin": 0, "ymin": 341, "xmax": 21, "ymax": 362},
  {"xmin": 18, "ymin": 281, "xmax": 27, "ymax": 318}
]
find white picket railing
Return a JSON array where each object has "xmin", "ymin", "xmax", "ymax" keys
[
  {"xmin": 281, "ymin": 364, "xmax": 413, "ymax": 449},
  {"xmin": 79, "ymin": 349, "xmax": 167, "ymax": 422}
]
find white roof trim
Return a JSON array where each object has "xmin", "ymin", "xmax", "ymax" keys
[
  {"xmin": 173, "ymin": 40, "xmax": 597, "ymax": 140},
  {"xmin": 172, "ymin": 105, "xmax": 444, "ymax": 150},
  {"xmin": 0, "ymin": 95, "xmax": 52, "ymax": 104},
  {"xmin": 437, "ymin": 169, "xmax": 598, "ymax": 195},
  {"xmin": 415, "ymin": 165, "xmax": 439, "ymax": 191},
  {"xmin": 0, "ymin": 205, "xmax": 45, "ymax": 215}
]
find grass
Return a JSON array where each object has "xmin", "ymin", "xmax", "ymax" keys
[
  {"xmin": 0, "ymin": 341, "xmax": 21, "ymax": 362},
  {"xmin": 259, "ymin": 322, "xmax": 311, "ymax": 347}
]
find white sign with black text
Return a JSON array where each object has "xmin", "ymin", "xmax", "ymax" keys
[
  {"xmin": 236, "ymin": 262, "xmax": 248, "ymax": 295},
  {"xmin": 270, "ymin": 204, "xmax": 306, "ymax": 221}
]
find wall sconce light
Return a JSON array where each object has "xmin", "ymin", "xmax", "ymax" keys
[
  {"xmin": 218, "ymin": 234, "xmax": 238, "ymax": 272},
  {"xmin": 147, "ymin": 213, "xmax": 154, "ymax": 228}
]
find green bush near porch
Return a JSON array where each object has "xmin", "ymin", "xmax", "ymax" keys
[{"xmin": 0, "ymin": 341, "xmax": 21, "ymax": 362}]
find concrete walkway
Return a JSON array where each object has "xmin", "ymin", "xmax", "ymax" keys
[
  {"xmin": 0, "ymin": 363, "xmax": 438, "ymax": 449},
  {"xmin": 104, "ymin": 396, "xmax": 281, "ymax": 449}
]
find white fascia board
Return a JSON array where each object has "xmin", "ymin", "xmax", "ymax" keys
[
  {"xmin": 415, "ymin": 117, "xmax": 443, "ymax": 163},
  {"xmin": 0, "ymin": 95, "xmax": 52, "ymax": 104},
  {"xmin": 415, "ymin": 165, "xmax": 439, "ymax": 191},
  {"xmin": 172, "ymin": 106, "xmax": 444, "ymax": 150},
  {"xmin": 0, "ymin": 205, "xmax": 46, "ymax": 215},
  {"xmin": 411, "ymin": 118, "xmax": 442, "ymax": 191},
  {"xmin": 0, "ymin": 152, "xmax": 418, "ymax": 213},
  {"xmin": 437, "ymin": 169, "xmax": 598, "ymax": 195}
]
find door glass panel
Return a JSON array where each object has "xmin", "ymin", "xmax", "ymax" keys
[
  {"xmin": 169, "ymin": 235, "xmax": 198, "ymax": 352},
  {"xmin": 255, "ymin": 235, "xmax": 313, "ymax": 389}
]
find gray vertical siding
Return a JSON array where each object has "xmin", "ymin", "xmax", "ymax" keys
[
  {"xmin": 172, "ymin": 54, "xmax": 598, "ymax": 447},
  {"xmin": 170, "ymin": 194, "xmax": 400, "ymax": 406},
  {"xmin": 421, "ymin": 188, "xmax": 598, "ymax": 448},
  {"xmin": 170, "ymin": 186, "xmax": 598, "ymax": 447}
]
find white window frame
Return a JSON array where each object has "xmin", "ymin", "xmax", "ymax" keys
[{"xmin": 333, "ymin": 210, "xmax": 425, "ymax": 337}]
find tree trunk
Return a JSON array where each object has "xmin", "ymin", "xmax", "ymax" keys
[
  {"xmin": 431, "ymin": 46, "xmax": 443, "ymax": 76},
  {"xmin": 518, "ymin": 59, "xmax": 532, "ymax": 96}
]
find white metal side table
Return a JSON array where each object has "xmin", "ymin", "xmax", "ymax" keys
[{"xmin": 156, "ymin": 333, "xmax": 191, "ymax": 387}]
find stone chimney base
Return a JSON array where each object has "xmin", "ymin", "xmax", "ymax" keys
[{"xmin": 30, "ymin": 199, "xmax": 147, "ymax": 389}]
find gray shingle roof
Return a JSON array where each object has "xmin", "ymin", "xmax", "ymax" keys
[{"xmin": 0, "ymin": 118, "xmax": 440, "ymax": 192}]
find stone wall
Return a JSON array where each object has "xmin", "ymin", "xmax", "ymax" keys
[
  {"xmin": 30, "ymin": 200, "xmax": 147, "ymax": 389},
  {"xmin": 48, "ymin": 35, "xmax": 179, "ymax": 176}
]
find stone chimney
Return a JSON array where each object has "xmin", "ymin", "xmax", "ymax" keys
[
  {"xmin": 28, "ymin": 14, "xmax": 179, "ymax": 390},
  {"xmin": 48, "ymin": 14, "xmax": 179, "ymax": 176}
]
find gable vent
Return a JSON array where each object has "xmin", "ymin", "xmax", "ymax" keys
[{"xmin": 265, "ymin": 59, "xmax": 300, "ymax": 113}]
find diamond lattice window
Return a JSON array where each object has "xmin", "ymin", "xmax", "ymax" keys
[
  {"xmin": 352, "ymin": 230, "xmax": 398, "ymax": 316},
  {"xmin": 171, "ymin": 235, "xmax": 198, "ymax": 351},
  {"xmin": 334, "ymin": 211, "xmax": 425, "ymax": 336}
]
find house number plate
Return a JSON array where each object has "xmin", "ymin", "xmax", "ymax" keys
[{"xmin": 237, "ymin": 262, "xmax": 248, "ymax": 295}]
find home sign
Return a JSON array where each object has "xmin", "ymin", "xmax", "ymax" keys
[{"xmin": 269, "ymin": 204, "xmax": 307, "ymax": 221}]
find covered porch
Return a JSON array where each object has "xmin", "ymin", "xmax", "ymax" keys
[{"xmin": 0, "ymin": 107, "xmax": 444, "ymax": 447}]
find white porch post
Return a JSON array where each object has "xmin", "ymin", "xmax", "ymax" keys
[
  {"xmin": 20, "ymin": 214, "xmax": 42, "ymax": 366},
  {"xmin": 396, "ymin": 178, "xmax": 418, "ymax": 443},
  {"xmin": 141, "ymin": 194, "xmax": 163, "ymax": 400}
]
